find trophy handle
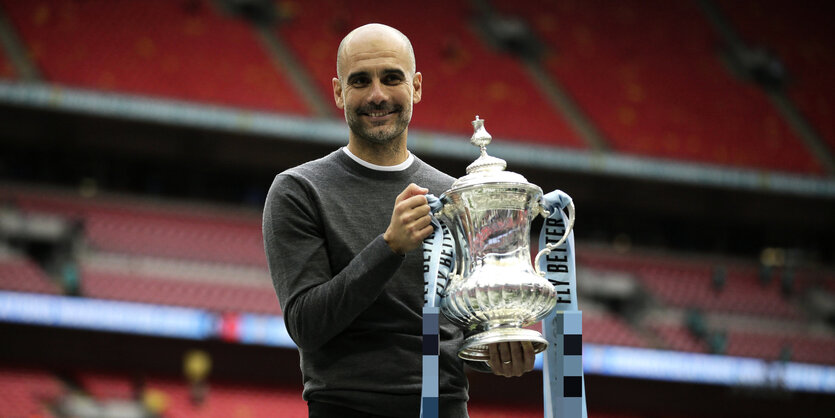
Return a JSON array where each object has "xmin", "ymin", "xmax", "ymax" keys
[
  {"xmin": 425, "ymin": 193, "xmax": 457, "ymax": 283},
  {"xmin": 534, "ymin": 197, "xmax": 575, "ymax": 276}
]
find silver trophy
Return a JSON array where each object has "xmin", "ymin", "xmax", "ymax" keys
[{"xmin": 435, "ymin": 116, "xmax": 575, "ymax": 361}]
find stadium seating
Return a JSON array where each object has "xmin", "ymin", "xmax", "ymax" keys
[
  {"xmin": 650, "ymin": 322, "xmax": 709, "ymax": 354},
  {"xmin": 276, "ymin": 0, "xmax": 587, "ymax": 147},
  {"xmin": 577, "ymin": 248, "xmax": 801, "ymax": 319},
  {"xmin": 2, "ymin": 0, "xmax": 829, "ymax": 174},
  {"xmin": 529, "ymin": 310, "xmax": 649, "ymax": 348},
  {"xmin": 0, "ymin": 365, "xmax": 673, "ymax": 418},
  {"xmin": 69, "ymin": 369, "xmax": 656, "ymax": 418},
  {"xmin": 0, "ymin": 0, "xmax": 309, "ymax": 114},
  {"xmin": 80, "ymin": 266, "xmax": 281, "ymax": 315},
  {"xmin": 0, "ymin": 45, "xmax": 14, "ymax": 79},
  {"xmin": 638, "ymin": 265, "xmax": 799, "ymax": 319},
  {"xmin": 493, "ymin": 0, "xmax": 824, "ymax": 174},
  {"xmin": 4, "ymin": 187, "xmax": 267, "ymax": 267},
  {"xmin": 716, "ymin": 0, "xmax": 835, "ymax": 153},
  {"xmin": 0, "ymin": 365, "xmax": 62, "ymax": 417},
  {"xmin": 0, "ymin": 254, "xmax": 62, "ymax": 294},
  {"xmin": 73, "ymin": 371, "xmax": 308, "ymax": 418},
  {"xmin": 725, "ymin": 329, "xmax": 835, "ymax": 365}
]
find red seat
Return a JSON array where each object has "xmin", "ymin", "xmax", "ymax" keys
[
  {"xmin": 726, "ymin": 329, "xmax": 835, "ymax": 365},
  {"xmin": 578, "ymin": 249, "xmax": 801, "ymax": 319},
  {"xmin": 0, "ymin": 366, "xmax": 62, "ymax": 417},
  {"xmin": 650, "ymin": 322, "xmax": 708, "ymax": 354},
  {"xmin": 0, "ymin": 256, "xmax": 62, "ymax": 295},
  {"xmin": 80, "ymin": 267, "xmax": 281, "ymax": 315},
  {"xmin": 8, "ymin": 189, "xmax": 267, "ymax": 267},
  {"xmin": 529, "ymin": 311, "xmax": 648, "ymax": 348},
  {"xmin": 0, "ymin": 0, "xmax": 309, "ymax": 114}
]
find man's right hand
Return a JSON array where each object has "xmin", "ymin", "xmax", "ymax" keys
[{"xmin": 383, "ymin": 183, "xmax": 433, "ymax": 255}]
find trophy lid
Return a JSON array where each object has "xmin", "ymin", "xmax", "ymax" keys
[{"xmin": 448, "ymin": 116, "xmax": 532, "ymax": 191}]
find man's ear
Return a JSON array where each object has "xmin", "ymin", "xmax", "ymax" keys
[
  {"xmin": 412, "ymin": 72, "xmax": 422, "ymax": 104},
  {"xmin": 332, "ymin": 77, "xmax": 344, "ymax": 109}
]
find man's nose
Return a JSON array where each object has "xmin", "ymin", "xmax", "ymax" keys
[{"xmin": 367, "ymin": 79, "xmax": 389, "ymax": 104}]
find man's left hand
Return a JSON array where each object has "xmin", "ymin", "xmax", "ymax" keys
[{"xmin": 487, "ymin": 341, "xmax": 535, "ymax": 377}]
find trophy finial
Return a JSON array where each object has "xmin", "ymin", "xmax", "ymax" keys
[
  {"xmin": 466, "ymin": 115, "xmax": 506, "ymax": 174},
  {"xmin": 470, "ymin": 115, "xmax": 492, "ymax": 149}
]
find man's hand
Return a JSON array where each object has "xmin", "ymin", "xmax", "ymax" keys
[
  {"xmin": 383, "ymin": 183, "xmax": 433, "ymax": 255},
  {"xmin": 487, "ymin": 341, "xmax": 535, "ymax": 377}
]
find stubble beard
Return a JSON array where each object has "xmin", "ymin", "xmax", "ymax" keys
[{"xmin": 346, "ymin": 103, "xmax": 412, "ymax": 146}]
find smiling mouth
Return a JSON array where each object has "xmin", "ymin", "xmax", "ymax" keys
[
  {"xmin": 361, "ymin": 110, "xmax": 397, "ymax": 118},
  {"xmin": 358, "ymin": 105, "xmax": 401, "ymax": 119}
]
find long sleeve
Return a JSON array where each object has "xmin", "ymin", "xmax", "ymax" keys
[{"xmin": 263, "ymin": 173, "xmax": 404, "ymax": 351}]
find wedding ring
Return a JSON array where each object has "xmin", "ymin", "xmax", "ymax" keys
[{"xmin": 502, "ymin": 360, "xmax": 511, "ymax": 364}]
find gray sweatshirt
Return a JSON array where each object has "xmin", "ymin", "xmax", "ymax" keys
[{"xmin": 263, "ymin": 148, "xmax": 472, "ymax": 417}]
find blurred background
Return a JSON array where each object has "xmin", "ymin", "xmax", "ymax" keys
[{"xmin": 0, "ymin": 0, "xmax": 833, "ymax": 417}]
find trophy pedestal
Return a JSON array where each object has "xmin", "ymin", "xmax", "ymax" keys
[{"xmin": 459, "ymin": 327, "xmax": 548, "ymax": 361}]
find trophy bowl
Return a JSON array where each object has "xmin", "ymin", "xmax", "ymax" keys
[{"xmin": 435, "ymin": 116, "xmax": 570, "ymax": 361}]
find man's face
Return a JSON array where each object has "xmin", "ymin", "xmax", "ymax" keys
[{"xmin": 333, "ymin": 31, "xmax": 422, "ymax": 145}]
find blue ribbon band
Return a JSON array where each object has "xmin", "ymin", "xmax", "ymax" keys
[{"xmin": 540, "ymin": 191, "xmax": 587, "ymax": 418}]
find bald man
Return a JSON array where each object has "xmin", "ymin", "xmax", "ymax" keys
[{"xmin": 263, "ymin": 24, "xmax": 533, "ymax": 418}]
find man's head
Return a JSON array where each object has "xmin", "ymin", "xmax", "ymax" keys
[{"xmin": 333, "ymin": 24, "xmax": 422, "ymax": 147}]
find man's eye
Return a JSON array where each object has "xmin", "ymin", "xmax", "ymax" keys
[
  {"xmin": 384, "ymin": 75, "xmax": 403, "ymax": 85},
  {"xmin": 350, "ymin": 78, "xmax": 369, "ymax": 87}
]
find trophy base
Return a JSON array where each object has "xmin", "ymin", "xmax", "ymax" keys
[{"xmin": 458, "ymin": 327, "xmax": 548, "ymax": 361}]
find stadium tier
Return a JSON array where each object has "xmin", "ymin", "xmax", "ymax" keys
[
  {"xmin": 649, "ymin": 320, "xmax": 835, "ymax": 365},
  {"xmin": 0, "ymin": 254, "xmax": 62, "ymax": 295},
  {"xmin": 577, "ymin": 248, "xmax": 802, "ymax": 319},
  {"xmin": 276, "ymin": 0, "xmax": 586, "ymax": 147},
  {"xmin": 725, "ymin": 328, "xmax": 835, "ymax": 365},
  {"xmin": 528, "ymin": 310, "xmax": 650, "ymax": 348},
  {"xmin": 1, "ymin": 367, "xmax": 650, "ymax": 418},
  {"xmin": 80, "ymin": 266, "xmax": 281, "ymax": 316},
  {"xmin": 0, "ymin": 0, "xmax": 831, "ymax": 175},
  {"xmin": 0, "ymin": 44, "xmax": 14, "ymax": 79},
  {"xmin": 5, "ymin": 188, "xmax": 267, "ymax": 267},
  {"xmin": 0, "ymin": 0, "xmax": 309, "ymax": 114},
  {"xmin": 717, "ymin": 0, "xmax": 835, "ymax": 153},
  {"xmin": 650, "ymin": 322, "xmax": 711, "ymax": 354},
  {"xmin": 493, "ymin": 0, "xmax": 824, "ymax": 174},
  {"xmin": 0, "ymin": 366, "xmax": 62, "ymax": 417}
]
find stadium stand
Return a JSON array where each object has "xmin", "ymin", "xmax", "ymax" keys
[
  {"xmin": 0, "ymin": 365, "xmax": 62, "ymax": 417},
  {"xmin": 0, "ymin": 0, "xmax": 309, "ymax": 114},
  {"xmin": 649, "ymin": 318, "xmax": 835, "ymax": 366},
  {"xmin": 716, "ymin": 0, "xmax": 835, "ymax": 153},
  {"xmin": 724, "ymin": 328, "xmax": 835, "ymax": 365},
  {"xmin": 2, "ymin": 186, "xmax": 267, "ymax": 267},
  {"xmin": 577, "ymin": 247, "xmax": 801, "ymax": 319},
  {"xmin": 5, "ymin": 366, "xmax": 651, "ymax": 418},
  {"xmin": 0, "ymin": 44, "xmax": 14, "ymax": 79},
  {"xmin": 0, "ymin": 252, "xmax": 61, "ymax": 294},
  {"xmin": 493, "ymin": 0, "xmax": 824, "ymax": 174},
  {"xmin": 80, "ymin": 265, "xmax": 280, "ymax": 315},
  {"xmin": 649, "ymin": 322, "xmax": 709, "ymax": 354},
  {"xmin": 529, "ymin": 310, "xmax": 650, "ymax": 348},
  {"xmin": 275, "ymin": 0, "xmax": 587, "ymax": 147}
]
